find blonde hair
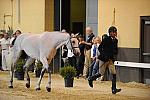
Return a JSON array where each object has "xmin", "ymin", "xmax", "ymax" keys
[{"xmin": 95, "ymin": 36, "xmax": 101, "ymax": 43}]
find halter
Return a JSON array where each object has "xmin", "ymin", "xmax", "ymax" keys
[
  {"xmin": 66, "ymin": 37, "xmax": 79, "ymax": 55},
  {"xmin": 66, "ymin": 37, "xmax": 79, "ymax": 49}
]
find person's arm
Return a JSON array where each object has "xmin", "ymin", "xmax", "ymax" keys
[
  {"xmin": 114, "ymin": 39, "xmax": 118, "ymax": 55},
  {"xmin": 98, "ymin": 40, "xmax": 104, "ymax": 53},
  {"xmin": 81, "ymin": 41, "xmax": 92, "ymax": 46},
  {"xmin": 85, "ymin": 42, "xmax": 92, "ymax": 46}
]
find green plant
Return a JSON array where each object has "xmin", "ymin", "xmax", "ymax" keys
[
  {"xmin": 60, "ymin": 66, "xmax": 77, "ymax": 79},
  {"xmin": 16, "ymin": 59, "xmax": 25, "ymax": 72},
  {"xmin": 36, "ymin": 61, "xmax": 43, "ymax": 70}
]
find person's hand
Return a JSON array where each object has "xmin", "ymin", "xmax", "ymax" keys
[
  {"xmin": 81, "ymin": 41, "xmax": 86, "ymax": 44},
  {"xmin": 92, "ymin": 57, "xmax": 96, "ymax": 60}
]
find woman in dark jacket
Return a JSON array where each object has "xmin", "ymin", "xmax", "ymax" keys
[{"xmin": 76, "ymin": 35, "xmax": 85, "ymax": 78}]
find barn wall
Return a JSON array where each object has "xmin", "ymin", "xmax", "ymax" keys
[
  {"xmin": 0, "ymin": 0, "xmax": 54, "ymax": 33},
  {"xmin": 45, "ymin": 0, "xmax": 54, "ymax": 31},
  {"xmin": 98, "ymin": 0, "xmax": 150, "ymax": 48},
  {"xmin": 0, "ymin": 0, "xmax": 12, "ymax": 31},
  {"xmin": 98, "ymin": 0, "xmax": 150, "ymax": 83}
]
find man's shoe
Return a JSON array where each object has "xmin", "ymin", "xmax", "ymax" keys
[
  {"xmin": 88, "ymin": 78, "xmax": 93, "ymax": 88},
  {"xmin": 112, "ymin": 88, "xmax": 121, "ymax": 94},
  {"xmin": 88, "ymin": 73, "xmax": 101, "ymax": 88}
]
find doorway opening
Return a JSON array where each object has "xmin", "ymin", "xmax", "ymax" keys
[
  {"xmin": 61, "ymin": 0, "xmax": 86, "ymax": 36},
  {"xmin": 53, "ymin": 0, "xmax": 86, "ymax": 73}
]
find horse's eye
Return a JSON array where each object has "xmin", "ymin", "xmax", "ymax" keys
[{"xmin": 72, "ymin": 41, "xmax": 75, "ymax": 44}]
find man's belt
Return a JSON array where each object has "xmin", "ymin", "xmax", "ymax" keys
[{"xmin": 2, "ymin": 49, "xmax": 6, "ymax": 50}]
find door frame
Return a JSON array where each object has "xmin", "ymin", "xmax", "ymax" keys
[
  {"xmin": 140, "ymin": 16, "xmax": 150, "ymax": 83},
  {"xmin": 140, "ymin": 16, "xmax": 150, "ymax": 62}
]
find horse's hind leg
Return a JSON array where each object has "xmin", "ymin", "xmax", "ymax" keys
[
  {"xmin": 9, "ymin": 50, "xmax": 22, "ymax": 88},
  {"xmin": 23, "ymin": 57, "xmax": 35, "ymax": 88},
  {"xmin": 9, "ymin": 64, "xmax": 15, "ymax": 88}
]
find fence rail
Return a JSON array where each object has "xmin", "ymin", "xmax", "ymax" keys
[{"xmin": 114, "ymin": 61, "xmax": 150, "ymax": 69}]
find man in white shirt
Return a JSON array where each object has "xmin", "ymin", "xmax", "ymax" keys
[
  {"xmin": 67, "ymin": 33, "xmax": 77, "ymax": 68},
  {"xmin": 0, "ymin": 33, "xmax": 10, "ymax": 71},
  {"xmin": 68, "ymin": 44, "xmax": 77, "ymax": 66}
]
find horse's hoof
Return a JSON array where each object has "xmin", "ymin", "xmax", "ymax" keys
[
  {"xmin": 46, "ymin": 87, "xmax": 51, "ymax": 92},
  {"xmin": 8, "ymin": 86, "xmax": 13, "ymax": 88},
  {"xmin": 36, "ymin": 88, "xmax": 41, "ymax": 91},
  {"xmin": 26, "ymin": 83, "xmax": 30, "ymax": 88}
]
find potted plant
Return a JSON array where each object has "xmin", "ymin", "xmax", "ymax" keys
[
  {"xmin": 16, "ymin": 59, "xmax": 25, "ymax": 80},
  {"xmin": 35, "ymin": 60, "xmax": 43, "ymax": 77},
  {"xmin": 60, "ymin": 66, "xmax": 76, "ymax": 87}
]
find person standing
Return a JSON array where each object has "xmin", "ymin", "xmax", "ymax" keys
[
  {"xmin": 0, "ymin": 32, "xmax": 10, "ymax": 71},
  {"xmin": 67, "ymin": 49, "xmax": 76, "ymax": 68},
  {"xmin": 67, "ymin": 33, "xmax": 77, "ymax": 68},
  {"xmin": 88, "ymin": 37, "xmax": 97, "ymax": 77},
  {"xmin": 82, "ymin": 27, "xmax": 95, "ymax": 78},
  {"xmin": 91, "ymin": 36, "xmax": 102, "ymax": 77},
  {"xmin": 76, "ymin": 35, "xmax": 85, "ymax": 78},
  {"xmin": 11, "ymin": 30, "xmax": 22, "ymax": 46},
  {"xmin": 88, "ymin": 26, "xmax": 121, "ymax": 94}
]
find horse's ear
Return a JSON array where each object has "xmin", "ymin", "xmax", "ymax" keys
[{"xmin": 75, "ymin": 33, "xmax": 79, "ymax": 37}]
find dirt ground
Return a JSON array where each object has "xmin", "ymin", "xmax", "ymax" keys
[{"xmin": 0, "ymin": 71, "xmax": 150, "ymax": 100}]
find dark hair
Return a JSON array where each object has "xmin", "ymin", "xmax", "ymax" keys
[
  {"xmin": 15, "ymin": 30, "xmax": 22, "ymax": 34},
  {"xmin": 78, "ymin": 35, "xmax": 84, "ymax": 38},
  {"xmin": 0, "ymin": 34, "xmax": 4, "ymax": 38},
  {"xmin": 108, "ymin": 26, "xmax": 117, "ymax": 34}
]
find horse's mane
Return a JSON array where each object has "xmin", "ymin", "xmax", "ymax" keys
[{"xmin": 20, "ymin": 31, "xmax": 66, "ymax": 37}]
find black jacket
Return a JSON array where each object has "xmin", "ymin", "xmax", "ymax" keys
[
  {"xmin": 98, "ymin": 36, "xmax": 118, "ymax": 62},
  {"xmin": 85, "ymin": 33, "xmax": 95, "ymax": 50}
]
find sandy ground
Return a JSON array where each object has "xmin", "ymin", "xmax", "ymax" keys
[{"xmin": 0, "ymin": 71, "xmax": 150, "ymax": 100}]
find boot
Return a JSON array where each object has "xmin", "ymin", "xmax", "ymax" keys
[
  {"xmin": 88, "ymin": 73, "xmax": 101, "ymax": 88},
  {"xmin": 112, "ymin": 74, "xmax": 121, "ymax": 94}
]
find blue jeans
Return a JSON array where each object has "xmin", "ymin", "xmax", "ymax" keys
[
  {"xmin": 92, "ymin": 59, "xmax": 99, "ymax": 76},
  {"xmin": 89, "ymin": 60, "xmax": 96, "ymax": 77}
]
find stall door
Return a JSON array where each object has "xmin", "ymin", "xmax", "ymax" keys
[{"xmin": 140, "ymin": 16, "xmax": 150, "ymax": 84}]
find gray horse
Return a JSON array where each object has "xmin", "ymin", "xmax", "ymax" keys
[{"xmin": 8, "ymin": 31, "xmax": 80, "ymax": 92}]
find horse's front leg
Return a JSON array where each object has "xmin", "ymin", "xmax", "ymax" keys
[
  {"xmin": 23, "ymin": 57, "xmax": 35, "ymax": 88},
  {"xmin": 36, "ymin": 57, "xmax": 47, "ymax": 91},
  {"xmin": 36, "ymin": 66, "xmax": 46, "ymax": 91},
  {"xmin": 46, "ymin": 67, "xmax": 52, "ymax": 92},
  {"xmin": 46, "ymin": 48, "xmax": 57, "ymax": 92}
]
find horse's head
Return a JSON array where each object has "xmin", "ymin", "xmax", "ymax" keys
[{"xmin": 66, "ymin": 36, "xmax": 80, "ymax": 57}]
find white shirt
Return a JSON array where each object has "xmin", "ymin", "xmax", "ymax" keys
[
  {"xmin": 67, "ymin": 49, "xmax": 74, "ymax": 57},
  {"xmin": 91, "ymin": 43, "xmax": 100, "ymax": 58},
  {"xmin": 96, "ymin": 43, "xmax": 100, "ymax": 57},
  {"xmin": 91, "ymin": 45, "xmax": 95, "ymax": 58},
  {"xmin": 10, "ymin": 37, "xmax": 15, "ymax": 45},
  {"xmin": 0, "ymin": 38, "xmax": 10, "ymax": 50}
]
